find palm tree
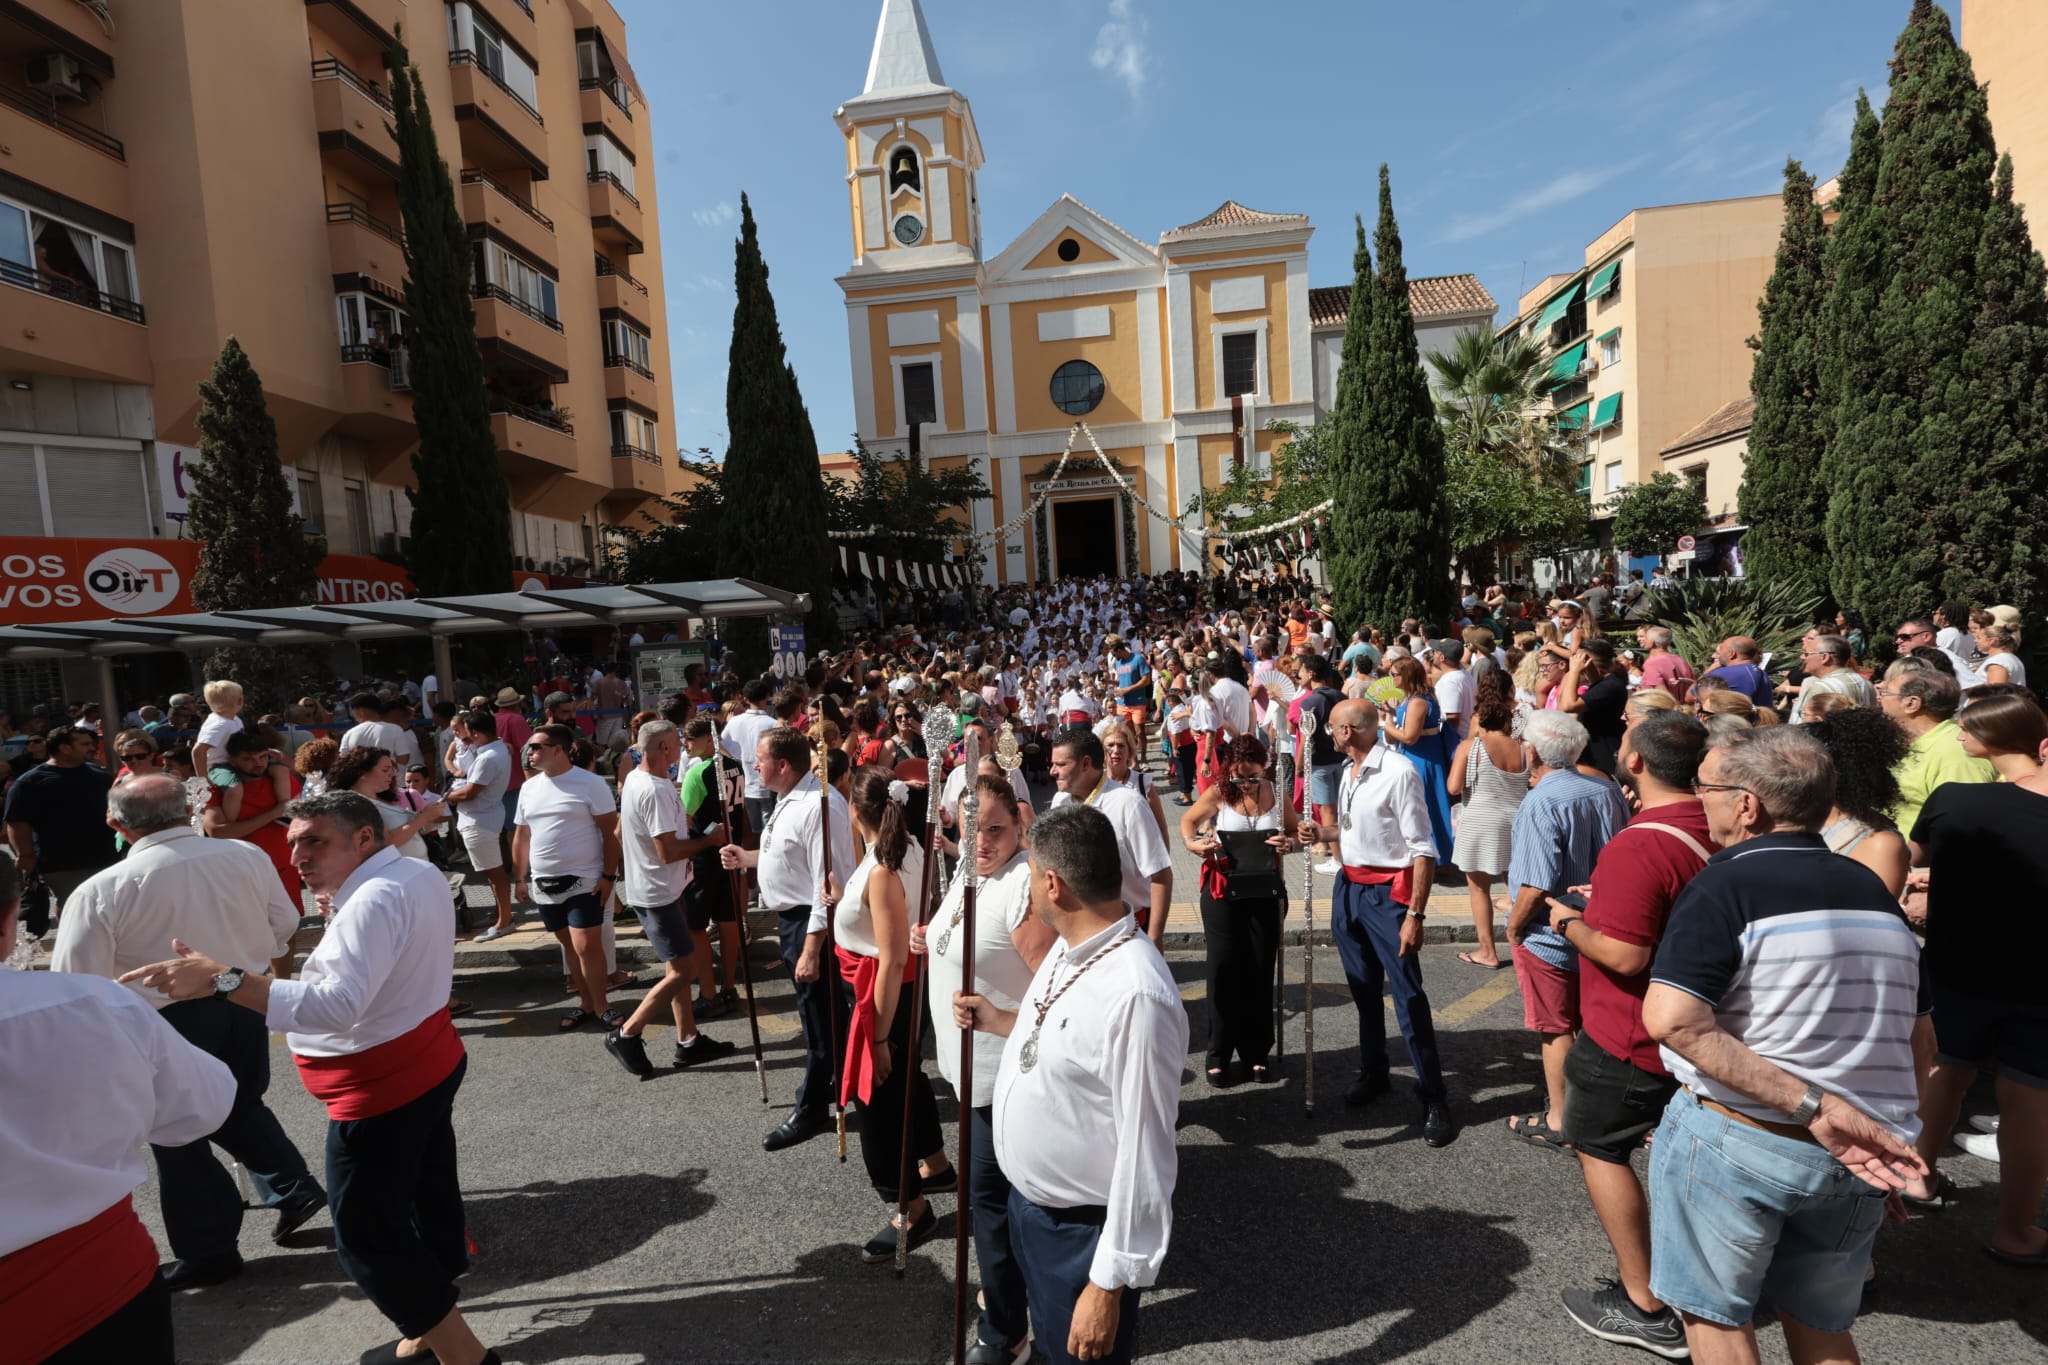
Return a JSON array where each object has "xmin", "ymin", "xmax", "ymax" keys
[{"xmin": 1426, "ymin": 326, "xmax": 1581, "ymax": 485}]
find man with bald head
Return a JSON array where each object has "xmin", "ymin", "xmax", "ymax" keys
[
  {"xmin": 1701, "ymin": 636, "xmax": 1777, "ymax": 709},
  {"xmin": 1301, "ymin": 701, "xmax": 1456, "ymax": 1147},
  {"xmin": 52, "ymin": 773, "xmax": 324, "ymax": 1287}
]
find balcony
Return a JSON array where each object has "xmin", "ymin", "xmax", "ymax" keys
[
  {"xmin": 602, "ymin": 353, "xmax": 658, "ymax": 412},
  {"xmin": 594, "ymin": 259, "xmax": 648, "ymax": 322},
  {"xmin": 492, "ymin": 400, "xmax": 597, "ymax": 518},
  {"xmin": 337, "ymin": 346, "xmax": 416, "ymax": 472},
  {"xmin": 458, "ymin": 169, "xmax": 555, "ymax": 268},
  {"xmin": 586, "ymin": 171, "xmax": 643, "ymax": 254},
  {"xmin": 312, "ymin": 58, "xmax": 399, "ymax": 178},
  {"xmin": 325, "ymin": 203, "xmax": 406, "ymax": 284},
  {"xmin": 472, "ymin": 283, "xmax": 568, "ymax": 380},
  {"xmin": 305, "ymin": 0, "xmax": 407, "ymax": 49},
  {"xmin": 0, "ymin": 261, "xmax": 150, "ymax": 385},
  {"xmin": 471, "ymin": 0, "xmax": 536, "ymax": 35},
  {"xmin": 610, "ymin": 445, "xmax": 664, "ymax": 496},
  {"xmin": 0, "ymin": 82, "xmax": 128, "ymax": 219},
  {"xmin": 449, "ymin": 52, "xmax": 547, "ymax": 180},
  {"xmin": 578, "ymin": 77, "xmax": 632, "ymax": 147}
]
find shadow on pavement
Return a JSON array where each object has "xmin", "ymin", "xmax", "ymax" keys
[{"xmin": 462, "ymin": 1169, "xmax": 717, "ymax": 1287}]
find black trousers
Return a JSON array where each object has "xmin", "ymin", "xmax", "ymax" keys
[
  {"xmin": 854, "ymin": 992, "xmax": 942, "ymax": 1202},
  {"xmin": 776, "ymin": 908, "xmax": 849, "ymax": 1116},
  {"xmin": 968, "ymin": 1105, "xmax": 1028, "ymax": 1350},
  {"xmin": 46, "ymin": 1275, "xmax": 173, "ymax": 1365},
  {"xmin": 153, "ymin": 998, "xmax": 322, "ymax": 1262},
  {"xmin": 1197, "ymin": 888, "xmax": 1281, "ymax": 1067},
  {"xmin": 327, "ymin": 1057, "xmax": 469, "ymax": 1340}
]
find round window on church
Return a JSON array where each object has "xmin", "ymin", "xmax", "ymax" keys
[
  {"xmin": 893, "ymin": 214, "xmax": 925, "ymax": 246},
  {"xmin": 1050, "ymin": 359, "xmax": 1105, "ymax": 416},
  {"xmin": 1056, "ymin": 237, "xmax": 1081, "ymax": 262}
]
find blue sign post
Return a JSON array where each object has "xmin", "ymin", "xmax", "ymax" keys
[{"xmin": 768, "ymin": 625, "xmax": 807, "ymax": 680}]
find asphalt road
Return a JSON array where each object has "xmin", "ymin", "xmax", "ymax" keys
[{"xmin": 142, "ymin": 934, "xmax": 2046, "ymax": 1365}]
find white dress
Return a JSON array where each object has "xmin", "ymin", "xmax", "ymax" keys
[
  {"xmin": 836, "ymin": 840, "xmax": 925, "ymax": 960},
  {"xmin": 924, "ymin": 852, "xmax": 1034, "ymax": 1109}
]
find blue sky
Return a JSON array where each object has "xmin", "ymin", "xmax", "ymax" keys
[{"xmin": 615, "ymin": 0, "xmax": 1954, "ymax": 460}]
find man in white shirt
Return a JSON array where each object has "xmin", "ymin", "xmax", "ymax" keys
[
  {"xmin": 446, "ymin": 711, "xmax": 514, "ymax": 940},
  {"xmin": 720, "ymin": 676, "xmax": 782, "ymax": 834},
  {"xmin": 52, "ymin": 775, "xmax": 323, "ymax": 1287},
  {"xmin": 338, "ymin": 692, "xmax": 421, "ymax": 774},
  {"xmin": 719, "ymin": 725, "xmax": 857, "ymax": 1153},
  {"xmin": 1426, "ymin": 641, "xmax": 1477, "ymax": 744},
  {"xmin": 605, "ymin": 719, "xmax": 734, "ymax": 1077},
  {"xmin": 954, "ymin": 803, "xmax": 1187, "ymax": 1365},
  {"xmin": 3, "ymin": 850, "xmax": 236, "ymax": 1364},
  {"xmin": 1302, "ymin": 701, "xmax": 1456, "ymax": 1148},
  {"xmin": 1047, "ymin": 727, "xmax": 1172, "ymax": 946},
  {"xmin": 122, "ymin": 791, "xmax": 505, "ymax": 1365},
  {"xmin": 513, "ymin": 723, "xmax": 623, "ymax": 1031}
]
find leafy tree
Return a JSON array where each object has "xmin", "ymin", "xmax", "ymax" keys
[
  {"xmin": 822, "ymin": 441, "xmax": 990, "ymax": 576},
  {"xmin": 1443, "ymin": 444, "xmax": 1586, "ymax": 581},
  {"xmin": 1738, "ymin": 159, "xmax": 1832, "ymax": 605},
  {"xmin": 187, "ymin": 337, "xmax": 323, "ymax": 612},
  {"xmin": 716, "ymin": 195, "xmax": 834, "ymax": 670},
  {"xmin": 607, "ymin": 459, "xmax": 725, "ymax": 584},
  {"xmin": 1608, "ymin": 472, "xmax": 1707, "ymax": 557},
  {"xmin": 387, "ymin": 31, "xmax": 511, "ymax": 596},
  {"xmin": 1821, "ymin": 3, "xmax": 1995, "ymax": 632},
  {"xmin": 1323, "ymin": 167, "xmax": 1453, "ymax": 632}
]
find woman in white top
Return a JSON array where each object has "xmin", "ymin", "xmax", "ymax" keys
[
  {"xmin": 330, "ymin": 747, "xmax": 442, "ymax": 863},
  {"xmin": 912, "ymin": 773, "xmax": 1053, "ymax": 1362},
  {"xmin": 1968, "ymin": 611, "xmax": 2027, "ymax": 688},
  {"xmin": 1100, "ymin": 720, "xmax": 1169, "ymax": 842},
  {"xmin": 834, "ymin": 765, "xmax": 953, "ymax": 1264}
]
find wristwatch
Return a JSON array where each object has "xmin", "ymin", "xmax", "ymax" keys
[
  {"xmin": 1404, "ymin": 908, "xmax": 1426, "ymax": 920},
  {"xmin": 1788, "ymin": 1082, "xmax": 1825, "ymax": 1126},
  {"xmin": 212, "ymin": 968, "xmax": 245, "ymax": 999}
]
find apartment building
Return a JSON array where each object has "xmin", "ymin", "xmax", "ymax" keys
[
  {"xmin": 1964, "ymin": 0, "xmax": 2047, "ymax": 234},
  {"xmin": 0, "ymin": 0, "xmax": 679, "ymax": 613},
  {"xmin": 1502, "ymin": 195, "xmax": 1781, "ymax": 536}
]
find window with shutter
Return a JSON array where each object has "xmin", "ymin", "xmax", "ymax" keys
[
  {"xmin": 0, "ymin": 448, "xmax": 44, "ymax": 534},
  {"xmin": 43, "ymin": 447, "xmax": 147, "ymax": 536}
]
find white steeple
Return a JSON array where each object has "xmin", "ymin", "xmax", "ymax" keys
[{"xmin": 861, "ymin": 0, "xmax": 948, "ymax": 99}]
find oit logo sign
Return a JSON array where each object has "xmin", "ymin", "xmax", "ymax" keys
[{"xmin": 82, "ymin": 546, "xmax": 182, "ymax": 614}]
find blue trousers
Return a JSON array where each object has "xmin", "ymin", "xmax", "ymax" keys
[
  {"xmin": 152, "ymin": 998, "xmax": 323, "ymax": 1262},
  {"xmin": 775, "ymin": 908, "xmax": 848, "ymax": 1116},
  {"xmin": 968, "ymin": 1106, "xmax": 1028, "ymax": 1350},
  {"xmin": 1329, "ymin": 876, "xmax": 1446, "ymax": 1103},
  {"xmin": 1007, "ymin": 1190, "xmax": 1141, "ymax": 1365},
  {"xmin": 327, "ymin": 1057, "xmax": 469, "ymax": 1339}
]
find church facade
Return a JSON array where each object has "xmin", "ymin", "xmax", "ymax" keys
[{"xmin": 834, "ymin": 0, "xmax": 1493, "ymax": 585}]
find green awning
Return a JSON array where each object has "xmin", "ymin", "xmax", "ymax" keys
[
  {"xmin": 1557, "ymin": 399, "xmax": 1591, "ymax": 430},
  {"xmin": 1590, "ymin": 391, "xmax": 1623, "ymax": 431},
  {"xmin": 1596, "ymin": 327, "xmax": 1621, "ymax": 343},
  {"xmin": 1548, "ymin": 341, "xmax": 1589, "ymax": 383},
  {"xmin": 1574, "ymin": 460, "xmax": 1593, "ymax": 492},
  {"xmin": 1589, "ymin": 259, "xmax": 1621, "ymax": 297},
  {"xmin": 1533, "ymin": 281, "xmax": 1583, "ymax": 332}
]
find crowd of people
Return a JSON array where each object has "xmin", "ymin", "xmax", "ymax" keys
[{"xmin": 1, "ymin": 563, "xmax": 2042, "ymax": 1365}]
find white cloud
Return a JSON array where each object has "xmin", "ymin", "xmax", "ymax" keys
[
  {"xmin": 1440, "ymin": 159, "xmax": 1648, "ymax": 244},
  {"xmin": 1090, "ymin": 0, "xmax": 1151, "ymax": 101},
  {"xmin": 691, "ymin": 201, "xmax": 737, "ymax": 228}
]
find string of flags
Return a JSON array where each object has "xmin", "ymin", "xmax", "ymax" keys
[{"xmin": 836, "ymin": 543, "xmax": 971, "ymax": 589}]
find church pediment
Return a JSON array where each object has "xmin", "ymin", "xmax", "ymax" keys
[{"xmin": 984, "ymin": 194, "xmax": 1160, "ymax": 286}]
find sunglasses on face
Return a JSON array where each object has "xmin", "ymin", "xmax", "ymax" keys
[{"xmin": 118, "ymin": 749, "xmax": 153, "ymax": 761}]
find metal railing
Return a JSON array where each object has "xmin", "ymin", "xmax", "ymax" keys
[
  {"xmin": 511, "ymin": 0, "xmax": 533, "ymax": 14},
  {"xmin": 458, "ymin": 168, "xmax": 554, "ymax": 229},
  {"xmin": 447, "ymin": 50, "xmax": 543, "ymax": 126},
  {"xmin": 339, "ymin": 343, "xmax": 391, "ymax": 366},
  {"xmin": 1, "ymin": 259, "xmax": 145, "ymax": 323},
  {"xmin": 579, "ymin": 75, "xmax": 632, "ymax": 119},
  {"xmin": 310, "ymin": 58, "xmax": 393, "ymax": 113},
  {"xmin": 612, "ymin": 443, "xmax": 658, "ymax": 465},
  {"xmin": 471, "ymin": 281, "xmax": 563, "ymax": 332},
  {"xmin": 586, "ymin": 169, "xmax": 639, "ymax": 207},
  {"xmin": 0, "ymin": 81, "xmax": 124, "ymax": 159},
  {"xmin": 603, "ymin": 351, "xmax": 654, "ymax": 380},
  {"xmin": 594, "ymin": 254, "xmax": 647, "ymax": 295},
  {"xmin": 326, "ymin": 201, "xmax": 405, "ymax": 245},
  {"xmin": 491, "ymin": 396, "xmax": 572, "ymax": 434}
]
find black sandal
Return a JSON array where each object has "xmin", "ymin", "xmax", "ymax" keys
[
  {"xmin": 1506, "ymin": 1111, "xmax": 1573, "ymax": 1154},
  {"xmin": 558, "ymin": 1010, "xmax": 596, "ymax": 1032}
]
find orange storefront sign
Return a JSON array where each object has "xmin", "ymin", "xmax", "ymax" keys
[{"xmin": 0, "ymin": 538, "xmax": 425, "ymax": 625}]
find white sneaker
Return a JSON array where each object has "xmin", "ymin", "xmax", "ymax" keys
[
  {"xmin": 1314, "ymin": 859, "xmax": 1341, "ymax": 876},
  {"xmin": 1954, "ymin": 1131, "xmax": 2001, "ymax": 1163},
  {"xmin": 1969, "ymin": 1113, "xmax": 2001, "ymax": 1135}
]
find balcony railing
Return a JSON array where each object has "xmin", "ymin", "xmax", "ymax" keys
[
  {"xmin": 603, "ymin": 351, "xmax": 654, "ymax": 380},
  {"xmin": 340, "ymin": 343, "xmax": 390, "ymax": 365},
  {"xmin": 612, "ymin": 443, "xmax": 658, "ymax": 465},
  {"xmin": 0, "ymin": 81, "xmax": 124, "ymax": 160},
  {"xmin": 1, "ymin": 259, "xmax": 145, "ymax": 323},
  {"xmin": 511, "ymin": 0, "xmax": 533, "ymax": 14},
  {"xmin": 327, "ymin": 202, "xmax": 405, "ymax": 245},
  {"xmin": 594, "ymin": 254, "xmax": 647, "ymax": 295},
  {"xmin": 472, "ymin": 282, "xmax": 563, "ymax": 332},
  {"xmin": 587, "ymin": 169, "xmax": 639, "ymax": 207},
  {"xmin": 579, "ymin": 75, "xmax": 632, "ymax": 118},
  {"xmin": 491, "ymin": 396, "xmax": 572, "ymax": 434},
  {"xmin": 310, "ymin": 57, "xmax": 394, "ymax": 113},
  {"xmin": 448, "ymin": 50, "xmax": 542, "ymax": 126},
  {"xmin": 459, "ymin": 168, "xmax": 554, "ymax": 229}
]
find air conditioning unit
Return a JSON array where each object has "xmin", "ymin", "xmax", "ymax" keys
[
  {"xmin": 27, "ymin": 53, "xmax": 86, "ymax": 101},
  {"xmin": 388, "ymin": 348, "xmax": 412, "ymax": 391},
  {"xmin": 1577, "ymin": 357, "xmax": 1599, "ymax": 377}
]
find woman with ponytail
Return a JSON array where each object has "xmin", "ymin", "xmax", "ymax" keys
[{"xmin": 835, "ymin": 764, "xmax": 954, "ymax": 1263}]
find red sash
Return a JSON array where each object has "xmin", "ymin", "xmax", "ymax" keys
[
  {"xmin": 0, "ymin": 1196, "xmax": 156, "ymax": 1365},
  {"xmin": 1063, "ymin": 710, "xmax": 1091, "ymax": 725},
  {"xmin": 835, "ymin": 943, "xmax": 918, "ymax": 1108},
  {"xmin": 1341, "ymin": 863, "xmax": 1414, "ymax": 908},
  {"xmin": 295, "ymin": 1009, "xmax": 465, "ymax": 1120}
]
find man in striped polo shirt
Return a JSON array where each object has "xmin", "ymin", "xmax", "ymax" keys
[{"xmin": 1643, "ymin": 727, "xmax": 1929, "ymax": 1365}]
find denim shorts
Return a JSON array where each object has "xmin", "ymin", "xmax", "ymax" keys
[
  {"xmin": 1649, "ymin": 1088, "xmax": 1886, "ymax": 1332},
  {"xmin": 1931, "ymin": 986, "xmax": 2048, "ymax": 1088},
  {"xmin": 538, "ymin": 890, "xmax": 606, "ymax": 934},
  {"xmin": 1307, "ymin": 762, "xmax": 1344, "ymax": 808}
]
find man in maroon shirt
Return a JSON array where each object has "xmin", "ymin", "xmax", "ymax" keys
[{"xmin": 1545, "ymin": 710, "xmax": 1714, "ymax": 1357}]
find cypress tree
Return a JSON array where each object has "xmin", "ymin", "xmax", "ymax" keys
[
  {"xmin": 1946, "ymin": 153, "xmax": 2048, "ymax": 620},
  {"xmin": 1821, "ymin": 2, "xmax": 1995, "ymax": 632},
  {"xmin": 387, "ymin": 32, "xmax": 511, "ymax": 596},
  {"xmin": 1323, "ymin": 217, "xmax": 1376, "ymax": 631},
  {"xmin": 715, "ymin": 195, "xmax": 832, "ymax": 673},
  {"xmin": 187, "ymin": 337, "xmax": 323, "ymax": 612},
  {"xmin": 1326, "ymin": 166, "xmax": 1452, "ymax": 630},
  {"xmin": 1737, "ymin": 160, "xmax": 1830, "ymax": 606}
]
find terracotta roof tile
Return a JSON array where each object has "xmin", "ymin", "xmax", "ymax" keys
[
  {"xmin": 1309, "ymin": 274, "xmax": 1496, "ymax": 327},
  {"xmin": 1168, "ymin": 200, "xmax": 1309, "ymax": 234},
  {"xmin": 1662, "ymin": 397, "xmax": 1756, "ymax": 455}
]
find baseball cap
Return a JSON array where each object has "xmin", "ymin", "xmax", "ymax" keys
[{"xmin": 1427, "ymin": 639, "xmax": 1465, "ymax": 664}]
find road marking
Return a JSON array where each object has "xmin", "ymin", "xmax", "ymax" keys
[{"xmin": 1432, "ymin": 969, "xmax": 1521, "ymax": 1027}]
